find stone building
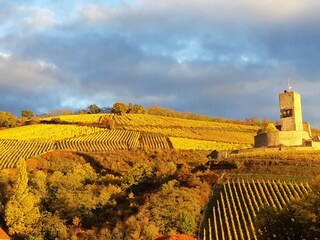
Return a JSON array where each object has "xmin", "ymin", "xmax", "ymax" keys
[{"xmin": 254, "ymin": 90, "xmax": 314, "ymax": 148}]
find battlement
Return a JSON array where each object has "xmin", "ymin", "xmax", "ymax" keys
[{"xmin": 254, "ymin": 131, "xmax": 310, "ymax": 147}]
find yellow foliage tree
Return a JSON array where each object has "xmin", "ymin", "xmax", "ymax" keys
[{"xmin": 5, "ymin": 159, "xmax": 40, "ymax": 237}]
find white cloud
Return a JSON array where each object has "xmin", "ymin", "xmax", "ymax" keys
[
  {"xmin": 23, "ymin": 7, "xmax": 56, "ymax": 29},
  {"xmin": 37, "ymin": 60, "xmax": 57, "ymax": 71},
  {"xmin": 0, "ymin": 55, "xmax": 61, "ymax": 92},
  {"xmin": 0, "ymin": 52, "xmax": 11, "ymax": 60},
  {"xmin": 80, "ymin": 4, "xmax": 120, "ymax": 22}
]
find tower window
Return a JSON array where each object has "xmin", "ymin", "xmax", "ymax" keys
[{"xmin": 280, "ymin": 109, "xmax": 293, "ymax": 118}]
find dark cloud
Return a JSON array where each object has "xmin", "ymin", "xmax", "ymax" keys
[{"xmin": 1, "ymin": 1, "xmax": 320, "ymax": 126}]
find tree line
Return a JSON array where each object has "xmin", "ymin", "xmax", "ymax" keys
[{"xmin": 0, "ymin": 102, "xmax": 281, "ymax": 129}]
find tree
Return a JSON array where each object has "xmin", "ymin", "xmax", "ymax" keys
[
  {"xmin": 48, "ymin": 109, "xmax": 73, "ymax": 116},
  {"xmin": 257, "ymin": 122, "xmax": 278, "ymax": 135},
  {"xmin": 87, "ymin": 104, "xmax": 101, "ymax": 114},
  {"xmin": 5, "ymin": 159, "xmax": 40, "ymax": 237},
  {"xmin": 112, "ymin": 102, "xmax": 128, "ymax": 115},
  {"xmin": 21, "ymin": 109, "xmax": 34, "ymax": 120},
  {"xmin": 127, "ymin": 104, "xmax": 144, "ymax": 114},
  {"xmin": 0, "ymin": 112, "xmax": 18, "ymax": 128},
  {"xmin": 255, "ymin": 177, "xmax": 320, "ymax": 239}
]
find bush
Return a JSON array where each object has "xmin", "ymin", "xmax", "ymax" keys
[
  {"xmin": 257, "ymin": 122, "xmax": 278, "ymax": 135},
  {"xmin": 0, "ymin": 112, "xmax": 18, "ymax": 128}
]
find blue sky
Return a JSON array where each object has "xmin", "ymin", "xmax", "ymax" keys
[{"xmin": 1, "ymin": 0, "xmax": 320, "ymax": 126}]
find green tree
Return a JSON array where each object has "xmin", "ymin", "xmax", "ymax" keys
[
  {"xmin": 87, "ymin": 104, "xmax": 101, "ymax": 114},
  {"xmin": 5, "ymin": 159, "xmax": 40, "ymax": 237},
  {"xmin": 21, "ymin": 109, "xmax": 34, "ymax": 120},
  {"xmin": 112, "ymin": 102, "xmax": 128, "ymax": 115},
  {"xmin": 0, "ymin": 112, "xmax": 18, "ymax": 128}
]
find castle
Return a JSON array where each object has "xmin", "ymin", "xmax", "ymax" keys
[{"xmin": 254, "ymin": 90, "xmax": 320, "ymax": 148}]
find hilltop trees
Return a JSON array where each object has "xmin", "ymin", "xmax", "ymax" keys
[
  {"xmin": 0, "ymin": 112, "xmax": 18, "ymax": 128},
  {"xmin": 21, "ymin": 109, "xmax": 34, "ymax": 120},
  {"xmin": 112, "ymin": 102, "xmax": 128, "ymax": 115},
  {"xmin": 127, "ymin": 104, "xmax": 144, "ymax": 114},
  {"xmin": 87, "ymin": 104, "xmax": 101, "ymax": 114},
  {"xmin": 111, "ymin": 102, "xmax": 145, "ymax": 115}
]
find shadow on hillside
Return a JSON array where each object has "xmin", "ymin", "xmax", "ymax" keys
[{"xmin": 75, "ymin": 152, "xmax": 121, "ymax": 176}]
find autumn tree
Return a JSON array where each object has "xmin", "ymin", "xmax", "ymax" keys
[
  {"xmin": 21, "ymin": 109, "xmax": 34, "ymax": 120},
  {"xmin": 5, "ymin": 159, "xmax": 40, "ymax": 237},
  {"xmin": 87, "ymin": 104, "xmax": 101, "ymax": 114},
  {"xmin": 0, "ymin": 112, "xmax": 18, "ymax": 128},
  {"xmin": 127, "ymin": 104, "xmax": 144, "ymax": 114},
  {"xmin": 48, "ymin": 109, "xmax": 73, "ymax": 116},
  {"xmin": 112, "ymin": 102, "xmax": 128, "ymax": 115},
  {"xmin": 257, "ymin": 122, "xmax": 278, "ymax": 135}
]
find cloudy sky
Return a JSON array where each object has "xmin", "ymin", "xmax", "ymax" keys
[{"xmin": 1, "ymin": 0, "xmax": 320, "ymax": 125}]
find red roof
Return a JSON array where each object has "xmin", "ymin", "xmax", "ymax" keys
[
  {"xmin": 0, "ymin": 228, "xmax": 10, "ymax": 240},
  {"xmin": 156, "ymin": 234, "xmax": 196, "ymax": 240}
]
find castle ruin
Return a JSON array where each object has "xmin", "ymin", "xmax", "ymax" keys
[{"xmin": 254, "ymin": 90, "xmax": 320, "ymax": 148}]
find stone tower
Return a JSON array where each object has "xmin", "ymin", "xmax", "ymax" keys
[{"xmin": 279, "ymin": 91, "xmax": 303, "ymax": 131}]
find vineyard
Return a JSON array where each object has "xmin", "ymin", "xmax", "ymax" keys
[
  {"xmin": 56, "ymin": 130, "xmax": 141, "ymax": 152},
  {"xmin": 0, "ymin": 139, "xmax": 55, "ymax": 169},
  {"xmin": 45, "ymin": 113, "xmax": 258, "ymax": 145},
  {"xmin": 0, "ymin": 128, "xmax": 161, "ymax": 169},
  {"xmin": 0, "ymin": 113, "xmax": 257, "ymax": 170},
  {"xmin": 201, "ymin": 179, "xmax": 312, "ymax": 240},
  {"xmin": 170, "ymin": 137, "xmax": 250, "ymax": 151},
  {"xmin": 140, "ymin": 133, "xmax": 172, "ymax": 150},
  {"xmin": 0, "ymin": 124, "xmax": 103, "ymax": 141}
]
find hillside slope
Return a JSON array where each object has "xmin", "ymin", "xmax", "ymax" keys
[{"xmin": 0, "ymin": 113, "xmax": 257, "ymax": 169}]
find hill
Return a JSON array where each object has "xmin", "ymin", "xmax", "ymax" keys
[
  {"xmin": 0, "ymin": 113, "xmax": 257, "ymax": 170},
  {"xmin": 0, "ymin": 112, "xmax": 319, "ymax": 239}
]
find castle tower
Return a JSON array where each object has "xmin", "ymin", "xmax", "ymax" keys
[{"xmin": 279, "ymin": 91, "xmax": 303, "ymax": 131}]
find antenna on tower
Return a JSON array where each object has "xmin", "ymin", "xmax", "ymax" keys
[{"xmin": 288, "ymin": 79, "xmax": 293, "ymax": 92}]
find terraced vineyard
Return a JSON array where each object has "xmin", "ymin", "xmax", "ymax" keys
[
  {"xmin": 46, "ymin": 113, "xmax": 258, "ymax": 145},
  {"xmin": 0, "ymin": 125, "xmax": 174, "ymax": 169},
  {"xmin": 0, "ymin": 139, "xmax": 55, "ymax": 169},
  {"xmin": 0, "ymin": 124, "xmax": 102, "ymax": 141},
  {"xmin": 201, "ymin": 179, "xmax": 312, "ymax": 240},
  {"xmin": 0, "ymin": 113, "xmax": 259, "ymax": 169},
  {"xmin": 140, "ymin": 133, "xmax": 171, "ymax": 149},
  {"xmin": 56, "ymin": 130, "xmax": 140, "ymax": 152},
  {"xmin": 170, "ymin": 137, "xmax": 250, "ymax": 150}
]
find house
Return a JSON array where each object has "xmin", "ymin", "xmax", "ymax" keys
[{"xmin": 0, "ymin": 228, "xmax": 10, "ymax": 240}]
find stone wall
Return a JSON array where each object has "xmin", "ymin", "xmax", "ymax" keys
[{"xmin": 254, "ymin": 131, "xmax": 310, "ymax": 147}]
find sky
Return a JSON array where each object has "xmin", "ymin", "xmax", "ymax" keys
[{"xmin": 1, "ymin": 0, "xmax": 320, "ymax": 126}]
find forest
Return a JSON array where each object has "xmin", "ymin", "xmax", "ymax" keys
[{"xmin": 0, "ymin": 149, "xmax": 217, "ymax": 239}]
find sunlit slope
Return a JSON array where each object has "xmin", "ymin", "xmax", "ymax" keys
[
  {"xmin": 47, "ymin": 113, "xmax": 258, "ymax": 145},
  {"xmin": 0, "ymin": 124, "xmax": 171, "ymax": 169},
  {"xmin": 0, "ymin": 124, "xmax": 102, "ymax": 141},
  {"xmin": 0, "ymin": 113, "xmax": 258, "ymax": 169}
]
